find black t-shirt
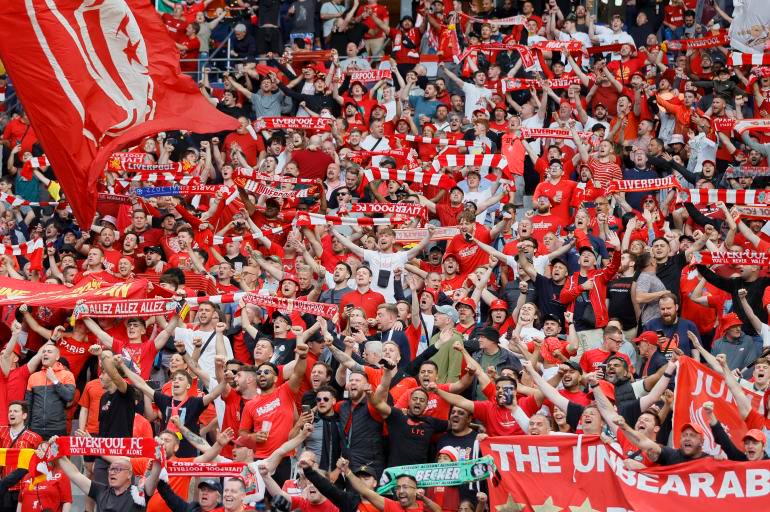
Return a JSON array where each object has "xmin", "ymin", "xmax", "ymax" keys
[
  {"xmin": 573, "ymin": 275, "xmax": 594, "ymax": 331},
  {"xmin": 153, "ymin": 391, "xmax": 206, "ymax": 457},
  {"xmin": 88, "ymin": 481, "xmax": 144, "ymax": 512},
  {"xmin": 99, "ymin": 384, "xmax": 137, "ymax": 438},
  {"xmin": 533, "ymin": 274, "xmax": 565, "ymax": 323},
  {"xmin": 386, "ymin": 408, "xmax": 448, "ymax": 467},
  {"xmin": 657, "ymin": 446, "xmax": 709, "ymax": 466},
  {"xmin": 607, "ymin": 276, "xmax": 637, "ymax": 330},
  {"xmin": 656, "ymin": 252, "xmax": 686, "ymax": 297},
  {"xmin": 271, "ymin": 338, "xmax": 297, "ymax": 365},
  {"xmin": 565, "ymin": 399, "xmax": 642, "ymax": 432}
]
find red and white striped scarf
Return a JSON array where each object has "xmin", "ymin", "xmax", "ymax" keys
[
  {"xmin": 1, "ymin": 238, "xmax": 44, "ymax": 256},
  {"xmin": 457, "ymin": 43, "xmax": 535, "ymax": 70},
  {"xmin": 241, "ymin": 292, "xmax": 339, "ymax": 319},
  {"xmin": 295, "ymin": 211, "xmax": 403, "ymax": 227},
  {"xmin": 212, "ymin": 225, "xmax": 289, "ymax": 245},
  {"xmin": 166, "ymin": 460, "xmax": 247, "ymax": 478},
  {"xmin": 520, "ymin": 127, "xmax": 597, "ymax": 144},
  {"xmin": 361, "ymin": 167, "xmax": 457, "ymax": 188},
  {"xmin": 118, "ymin": 162, "xmax": 183, "ymax": 173},
  {"xmin": 347, "ymin": 147, "xmax": 416, "ymax": 166},
  {"xmin": 431, "ymin": 154, "xmax": 508, "ymax": 172},
  {"xmin": 679, "ymin": 188, "xmax": 770, "ymax": 205},
  {"xmin": 725, "ymin": 166, "xmax": 770, "ymax": 178},
  {"xmin": 107, "ymin": 152, "xmax": 150, "ymax": 171},
  {"xmin": 0, "ymin": 192, "xmax": 60, "ymax": 208},
  {"xmin": 394, "ymin": 134, "xmax": 481, "ymax": 147},
  {"xmin": 234, "ymin": 168, "xmax": 317, "ymax": 184},
  {"xmin": 733, "ymin": 118, "xmax": 770, "ymax": 134},
  {"xmin": 394, "ymin": 226, "xmax": 460, "ymax": 242},
  {"xmin": 730, "ymin": 53, "xmax": 770, "ymax": 67},
  {"xmin": 349, "ymin": 202, "xmax": 427, "ymax": 218}
]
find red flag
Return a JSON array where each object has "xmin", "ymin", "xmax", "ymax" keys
[{"xmin": 0, "ymin": 0, "xmax": 239, "ymax": 229}]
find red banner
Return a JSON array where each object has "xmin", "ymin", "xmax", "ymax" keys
[
  {"xmin": 349, "ymin": 202, "xmax": 427, "ymax": 218},
  {"xmin": 725, "ymin": 166, "xmax": 770, "ymax": 178},
  {"xmin": 242, "ymin": 293, "xmax": 338, "ymax": 319},
  {"xmin": 734, "ymin": 118, "xmax": 770, "ymax": 135},
  {"xmin": 49, "ymin": 436, "xmax": 159, "ymax": 459},
  {"xmin": 673, "ymin": 357, "xmax": 764, "ymax": 453},
  {"xmin": 254, "ymin": 117, "xmax": 332, "ymax": 131},
  {"xmin": 482, "ymin": 435, "xmax": 770, "ymax": 511},
  {"xmin": 0, "ymin": 0, "xmax": 239, "ymax": 229},
  {"xmin": 349, "ymin": 69, "xmax": 392, "ymax": 82},
  {"xmin": 0, "ymin": 277, "xmax": 147, "ymax": 308}
]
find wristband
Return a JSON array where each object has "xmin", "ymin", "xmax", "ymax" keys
[
  {"xmin": 663, "ymin": 372, "xmax": 674, "ymax": 379},
  {"xmin": 589, "ymin": 383, "xmax": 599, "ymax": 389}
]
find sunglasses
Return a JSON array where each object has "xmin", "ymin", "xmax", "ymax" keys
[
  {"xmin": 316, "ymin": 396, "xmax": 331, "ymax": 403},
  {"xmin": 256, "ymin": 369, "xmax": 275, "ymax": 376}
]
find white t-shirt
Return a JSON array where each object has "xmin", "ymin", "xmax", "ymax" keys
[
  {"xmin": 593, "ymin": 27, "xmax": 634, "ymax": 61},
  {"xmin": 174, "ymin": 327, "xmax": 234, "ymax": 378},
  {"xmin": 320, "ymin": 1, "xmax": 346, "ymax": 37},
  {"xmin": 461, "ymin": 82, "xmax": 494, "ymax": 120},
  {"xmin": 362, "ymin": 248, "xmax": 410, "ymax": 302},
  {"xmin": 360, "ymin": 135, "xmax": 391, "ymax": 167}
]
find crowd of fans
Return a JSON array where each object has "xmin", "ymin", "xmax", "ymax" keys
[{"xmin": 0, "ymin": 0, "xmax": 770, "ymax": 511}]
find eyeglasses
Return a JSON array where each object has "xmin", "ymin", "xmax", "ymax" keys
[
  {"xmin": 256, "ymin": 369, "xmax": 275, "ymax": 376},
  {"xmin": 316, "ymin": 396, "xmax": 331, "ymax": 402},
  {"xmin": 337, "ymin": 192, "xmax": 350, "ymax": 197},
  {"xmin": 109, "ymin": 466, "xmax": 129, "ymax": 473},
  {"xmin": 608, "ymin": 337, "xmax": 623, "ymax": 343}
]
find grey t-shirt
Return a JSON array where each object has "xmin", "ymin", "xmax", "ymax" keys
[
  {"xmin": 250, "ymin": 90, "xmax": 286, "ymax": 118},
  {"xmin": 636, "ymin": 271, "xmax": 666, "ymax": 326}
]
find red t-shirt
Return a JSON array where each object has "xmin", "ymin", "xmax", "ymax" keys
[
  {"xmin": 58, "ymin": 335, "xmax": 95, "ymax": 379},
  {"xmin": 224, "ymin": 131, "xmax": 265, "ymax": 167},
  {"xmin": 292, "ymin": 149, "xmax": 335, "ymax": 180},
  {"xmin": 533, "ymin": 179, "xmax": 577, "ymax": 225},
  {"xmin": 112, "ymin": 337, "xmax": 158, "ymax": 380},
  {"xmin": 356, "ymin": 4, "xmax": 389, "ymax": 40},
  {"xmin": 78, "ymin": 379, "xmax": 105, "ymax": 434},
  {"xmin": 161, "ymin": 14, "xmax": 188, "ymax": 43},
  {"xmin": 435, "ymin": 203, "xmax": 463, "ymax": 226},
  {"xmin": 530, "ymin": 212, "xmax": 561, "ymax": 246},
  {"xmin": 588, "ymin": 156, "xmax": 623, "ymax": 188},
  {"xmin": 239, "ymin": 383, "xmax": 298, "ymax": 459},
  {"xmin": 19, "ymin": 469, "xmax": 72, "ymax": 512},
  {"xmin": 384, "ymin": 498, "xmax": 424, "ymax": 512},
  {"xmin": 291, "ymin": 496, "xmax": 340, "ymax": 512},
  {"xmin": 579, "ymin": 348, "xmax": 634, "ymax": 374},
  {"xmin": 445, "ymin": 224, "xmax": 491, "ymax": 278},
  {"xmin": 394, "ymin": 384, "xmax": 452, "ymax": 419},
  {"xmin": 471, "ymin": 394, "xmax": 540, "ymax": 436},
  {"xmin": 0, "ymin": 365, "xmax": 31, "ymax": 426},
  {"xmin": 339, "ymin": 289, "xmax": 386, "ymax": 321}
]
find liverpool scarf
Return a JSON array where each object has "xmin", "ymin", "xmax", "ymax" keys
[
  {"xmin": 457, "ymin": 12, "xmax": 526, "ymax": 26},
  {"xmin": 235, "ymin": 168, "xmax": 317, "ymax": 184},
  {"xmin": 457, "ymin": 43, "xmax": 535, "ymax": 70},
  {"xmin": 254, "ymin": 117, "xmax": 332, "ymax": 131},
  {"xmin": 1, "ymin": 238, "xmax": 44, "ymax": 256},
  {"xmin": 663, "ymin": 32, "xmax": 730, "ymax": 52},
  {"xmin": 679, "ymin": 188, "xmax": 770, "ymax": 205},
  {"xmin": 607, "ymin": 175, "xmax": 680, "ymax": 193},
  {"xmin": 212, "ymin": 225, "xmax": 289, "ymax": 245},
  {"xmin": 48, "ymin": 437, "xmax": 161, "ymax": 459},
  {"xmin": 236, "ymin": 180, "xmax": 315, "ymax": 199},
  {"xmin": 72, "ymin": 298, "xmax": 177, "ymax": 320},
  {"xmin": 362, "ymin": 167, "xmax": 457, "ymax": 188},
  {"xmin": 107, "ymin": 152, "xmax": 149, "ymax": 171},
  {"xmin": 734, "ymin": 205, "xmax": 770, "ymax": 219},
  {"xmin": 394, "ymin": 134, "xmax": 482, "ymax": 147},
  {"xmin": 166, "ymin": 460, "xmax": 248, "ymax": 477},
  {"xmin": 349, "ymin": 202, "xmax": 427, "ymax": 218},
  {"xmin": 530, "ymin": 40, "xmax": 584, "ymax": 53},
  {"xmin": 693, "ymin": 251, "xmax": 770, "ymax": 266},
  {"xmin": 377, "ymin": 457, "xmax": 496, "ymax": 495},
  {"xmin": 733, "ymin": 118, "xmax": 770, "ymax": 134},
  {"xmin": 520, "ymin": 127, "xmax": 597, "ymax": 143},
  {"xmin": 135, "ymin": 185, "xmax": 224, "ymax": 198},
  {"xmin": 290, "ymin": 50, "xmax": 334, "ymax": 62},
  {"xmin": 241, "ymin": 293, "xmax": 338, "ymax": 319},
  {"xmin": 725, "ymin": 166, "xmax": 770, "ymax": 178},
  {"xmin": 347, "ymin": 147, "xmax": 417, "ymax": 166},
  {"xmin": 395, "ymin": 226, "xmax": 460, "ymax": 243},
  {"xmin": 295, "ymin": 211, "xmax": 403, "ymax": 227},
  {"xmin": 0, "ymin": 192, "xmax": 60, "ymax": 208},
  {"xmin": 501, "ymin": 76, "xmax": 581, "ymax": 93},
  {"xmin": 349, "ymin": 69, "xmax": 392, "ymax": 82}
]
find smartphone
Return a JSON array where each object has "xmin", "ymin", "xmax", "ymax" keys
[
  {"xmin": 656, "ymin": 330, "xmax": 665, "ymax": 337},
  {"xmin": 502, "ymin": 387, "xmax": 514, "ymax": 405},
  {"xmin": 302, "ymin": 404, "xmax": 312, "ymax": 415}
]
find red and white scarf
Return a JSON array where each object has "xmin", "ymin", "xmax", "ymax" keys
[
  {"xmin": 0, "ymin": 192, "xmax": 60, "ymax": 208},
  {"xmin": 235, "ymin": 168, "xmax": 317, "ymax": 184},
  {"xmin": 348, "ymin": 69, "xmax": 392, "ymax": 82},
  {"xmin": 501, "ymin": 76, "xmax": 581, "ymax": 93},
  {"xmin": 362, "ymin": 167, "xmax": 457, "ymax": 188},
  {"xmin": 733, "ymin": 118, "xmax": 770, "ymax": 135},
  {"xmin": 347, "ymin": 147, "xmax": 417, "ymax": 166},
  {"xmin": 394, "ymin": 134, "xmax": 481, "ymax": 147},
  {"xmin": 431, "ymin": 154, "xmax": 508, "ymax": 172},
  {"xmin": 395, "ymin": 226, "xmax": 460, "ymax": 243},
  {"xmin": 254, "ymin": 117, "xmax": 333, "ymax": 131},
  {"xmin": 694, "ymin": 250, "xmax": 770, "ymax": 266},
  {"xmin": 241, "ymin": 293, "xmax": 339, "ymax": 319},
  {"xmin": 530, "ymin": 40, "xmax": 584, "ymax": 53},
  {"xmin": 21, "ymin": 156, "xmax": 48, "ymax": 180},
  {"xmin": 47, "ymin": 437, "xmax": 161, "ymax": 460},
  {"xmin": 520, "ymin": 127, "xmax": 596, "ymax": 142},
  {"xmin": 725, "ymin": 166, "xmax": 770, "ymax": 178},
  {"xmin": 663, "ymin": 31, "xmax": 730, "ymax": 52},
  {"xmin": 457, "ymin": 43, "xmax": 535, "ymax": 70},
  {"xmin": 212, "ymin": 225, "xmax": 289, "ymax": 245},
  {"xmin": 107, "ymin": 152, "xmax": 150, "ymax": 171},
  {"xmin": 457, "ymin": 12, "xmax": 527, "ymax": 26},
  {"xmin": 730, "ymin": 53, "xmax": 770, "ymax": 67},
  {"xmin": 119, "ymin": 162, "xmax": 183, "ymax": 173},
  {"xmin": 1, "ymin": 238, "xmax": 44, "ymax": 256},
  {"xmin": 734, "ymin": 205, "xmax": 770, "ymax": 219},
  {"xmin": 295, "ymin": 211, "xmax": 402, "ymax": 227},
  {"xmin": 349, "ymin": 202, "xmax": 427, "ymax": 218},
  {"xmin": 607, "ymin": 175, "xmax": 680, "ymax": 193},
  {"xmin": 166, "ymin": 460, "xmax": 247, "ymax": 478},
  {"xmin": 679, "ymin": 188, "xmax": 770, "ymax": 205},
  {"xmin": 237, "ymin": 180, "xmax": 315, "ymax": 199},
  {"xmin": 72, "ymin": 299, "xmax": 175, "ymax": 320}
]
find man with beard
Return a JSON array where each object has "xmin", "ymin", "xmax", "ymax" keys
[
  {"xmin": 337, "ymin": 371, "xmax": 386, "ymax": 476},
  {"xmin": 621, "ymin": 419, "xmax": 709, "ymax": 466},
  {"xmin": 260, "ymin": 456, "xmax": 336, "ymax": 512},
  {"xmin": 532, "ymin": 159, "xmax": 577, "ymax": 227},
  {"xmin": 219, "ymin": 363, "xmax": 259, "ymax": 459},
  {"xmin": 445, "ymin": 211, "xmax": 491, "ymax": 280},
  {"xmin": 238, "ymin": 342, "xmax": 309, "ymax": 485},
  {"xmin": 319, "ymin": 262, "xmax": 354, "ymax": 306},
  {"xmin": 579, "ymin": 326, "xmax": 634, "ymax": 374},
  {"xmin": 339, "ymin": 461, "xmax": 442, "ymax": 512},
  {"xmin": 370, "ymin": 360, "xmax": 448, "ymax": 466},
  {"xmin": 372, "ymin": 304, "xmax": 412, "ymax": 369},
  {"xmin": 175, "ymin": 302, "xmax": 235, "ymax": 377},
  {"xmin": 435, "ymin": 405, "xmax": 478, "ymax": 462},
  {"xmin": 439, "ymin": 254, "xmax": 465, "ymax": 296},
  {"xmin": 394, "ymin": 357, "xmax": 474, "ymax": 420},
  {"xmin": 339, "ymin": 266, "xmax": 386, "ymax": 332},
  {"xmin": 302, "ymin": 385, "xmax": 342, "ymax": 473},
  {"xmin": 634, "ymin": 331, "xmax": 668, "ymax": 378},
  {"xmin": 641, "ymin": 293, "xmax": 700, "ymax": 359}
]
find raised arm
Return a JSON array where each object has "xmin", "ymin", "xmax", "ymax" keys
[
  {"xmin": 430, "ymin": 381, "xmax": 476, "ymax": 414},
  {"xmin": 369, "ymin": 363, "xmax": 396, "ymax": 418},
  {"xmin": 202, "ymin": 355, "xmax": 227, "ymax": 407},
  {"xmin": 287, "ymin": 341, "xmax": 309, "ymax": 393},
  {"xmin": 331, "ymin": 229, "xmax": 365, "ymax": 257},
  {"xmin": 337, "ymin": 457, "xmax": 385, "ymax": 511},
  {"xmin": 82, "ymin": 317, "xmax": 115, "ymax": 350},
  {"xmin": 716, "ymin": 354, "xmax": 753, "ymax": 419},
  {"xmin": 522, "ymin": 361, "xmax": 569, "ymax": 412}
]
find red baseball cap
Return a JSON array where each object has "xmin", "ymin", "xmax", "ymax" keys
[
  {"xmin": 455, "ymin": 297, "xmax": 477, "ymax": 311},
  {"xmin": 680, "ymin": 422, "xmax": 706, "ymax": 437},
  {"xmin": 420, "ymin": 287, "xmax": 439, "ymax": 302},
  {"xmin": 633, "ymin": 331, "xmax": 659, "ymax": 346},
  {"xmin": 743, "ymin": 429, "xmax": 767, "ymax": 444},
  {"xmin": 490, "ymin": 299, "xmax": 508, "ymax": 311}
]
